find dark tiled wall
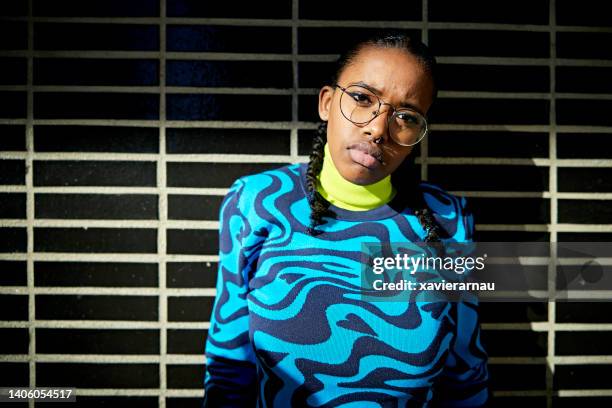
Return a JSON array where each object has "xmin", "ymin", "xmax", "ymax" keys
[{"xmin": 1, "ymin": 0, "xmax": 612, "ymax": 406}]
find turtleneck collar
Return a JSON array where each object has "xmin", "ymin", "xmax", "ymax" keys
[{"xmin": 316, "ymin": 142, "xmax": 396, "ymax": 211}]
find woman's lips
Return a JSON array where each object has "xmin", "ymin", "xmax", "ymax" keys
[{"xmin": 347, "ymin": 142, "xmax": 383, "ymax": 170}]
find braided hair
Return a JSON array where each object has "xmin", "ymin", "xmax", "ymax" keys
[{"xmin": 305, "ymin": 31, "xmax": 443, "ymax": 242}]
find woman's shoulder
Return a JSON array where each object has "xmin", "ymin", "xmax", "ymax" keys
[{"xmin": 225, "ymin": 163, "xmax": 303, "ymax": 203}]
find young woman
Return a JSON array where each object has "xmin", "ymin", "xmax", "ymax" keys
[{"xmin": 203, "ymin": 32, "xmax": 490, "ymax": 407}]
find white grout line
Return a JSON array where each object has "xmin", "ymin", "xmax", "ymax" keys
[{"xmin": 25, "ymin": 3, "xmax": 35, "ymax": 406}]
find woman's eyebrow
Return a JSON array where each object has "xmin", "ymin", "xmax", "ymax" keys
[{"xmin": 352, "ymin": 80, "xmax": 423, "ymax": 113}]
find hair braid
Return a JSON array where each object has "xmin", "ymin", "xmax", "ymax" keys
[{"xmin": 305, "ymin": 121, "xmax": 336, "ymax": 236}]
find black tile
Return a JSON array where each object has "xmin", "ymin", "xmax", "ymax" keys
[
  {"xmin": 300, "ymin": 0, "xmax": 420, "ymax": 20},
  {"xmin": 34, "ymin": 23, "xmax": 159, "ymax": 51},
  {"xmin": 0, "ymin": 125, "xmax": 25, "ymax": 151},
  {"xmin": 564, "ymin": 211, "xmax": 603, "ymax": 243},
  {"xmin": 0, "ymin": 228, "xmax": 27, "ymax": 252},
  {"xmin": 33, "ymin": 0, "xmax": 159, "ymax": 16},
  {"xmin": 0, "ymin": 261, "xmax": 27, "ymax": 286},
  {"xmin": 430, "ymin": 0, "xmax": 549, "ymax": 24},
  {"xmin": 299, "ymin": 28, "xmax": 421, "ymax": 55},
  {"xmin": 428, "ymin": 98, "xmax": 550, "ymax": 125},
  {"xmin": 0, "ymin": 159, "xmax": 25, "ymax": 185},
  {"xmin": 0, "ymin": 91, "xmax": 26, "ymax": 118},
  {"xmin": 167, "ymin": 262, "xmax": 217, "ymax": 288},
  {"xmin": 167, "ymin": 0, "xmax": 291, "ymax": 18},
  {"xmin": 35, "ymin": 295, "xmax": 158, "ymax": 320},
  {"xmin": 481, "ymin": 330, "xmax": 547, "ymax": 357},
  {"xmin": 487, "ymin": 397, "xmax": 547, "ymax": 408},
  {"xmin": 557, "ymin": 133, "xmax": 612, "ymax": 159},
  {"xmin": 557, "ymin": 32, "xmax": 612, "ymax": 60},
  {"xmin": 428, "ymin": 165, "xmax": 548, "ymax": 191},
  {"xmin": 429, "ymin": 0, "xmax": 548, "ymax": 24},
  {"xmin": 553, "ymin": 397, "xmax": 612, "ymax": 408},
  {"xmin": 166, "ymin": 94, "xmax": 290, "ymax": 121},
  {"xmin": 437, "ymin": 64, "xmax": 550, "ymax": 93},
  {"xmin": 488, "ymin": 363, "xmax": 546, "ymax": 391},
  {"xmin": 429, "ymin": 30, "xmax": 549, "ymax": 58},
  {"xmin": 168, "ymin": 195, "xmax": 223, "ymax": 221},
  {"xmin": 36, "ymin": 329, "xmax": 159, "ymax": 354},
  {"xmin": 166, "ymin": 229, "xmax": 217, "ymax": 255},
  {"xmin": 34, "ymin": 161, "xmax": 157, "ymax": 187},
  {"xmin": 34, "ymin": 125, "xmax": 159, "ymax": 153},
  {"xmin": 166, "ymin": 60, "xmax": 292, "ymax": 88},
  {"xmin": 298, "ymin": 94, "xmax": 319, "ymax": 122},
  {"xmin": 34, "ymin": 262, "xmax": 158, "ymax": 287},
  {"xmin": 558, "ymin": 168, "xmax": 612, "ymax": 192},
  {"xmin": 0, "ymin": 22, "xmax": 27, "ymax": 50},
  {"xmin": 166, "ymin": 128, "xmax": 290, "ymax": 155},
  {"xmin": 298, "ymin": 129, "xmax": 318, "ymax": 156},
  {"xmin": 167, "ymin": 329, "xmax": 207, "ymax": 354},
  {"xmin": 167, "ymin": 25, "xmax": 290, "ymax": 53},
  {"xmin": 0, "ymin": 328, "xmax": 29, "ymax": 354},
  {"xmin": 556, "ymin": 66, "xmax": 612, "ymax": 94},
  {"xmin": 557, "ymin": 0, "xmax": 612, "ymax": 26},
  {"xmin": 558, "ymin": 232, "xmax": 612, "ymax": 242},
  {"xmin": 0, "ymin": 193, "xmax": 26, "ymax": 218},
  {"xmin": 554, "ymin": 365, "xmax": 612, "ymax": 390},
  {"xmin": 474, "ymin": 230, "xmax": 550, "ymax": 242},
  {"xmin": 0, "ymin": 57, "xmax": 26, "ymax": 85},
  {"xmin": 557, "ymin": 99, "xmax": 612, "ymax": 126},
  {"xmin": 36, "ymin": 363, "xmax": 159, "ymax": 388},
  {"xmin": 34, "ymin": 92, "xmax": 159, "ymax": 120},
  {"xmin": 167, "ymin": 364, "xmax": 203, "ymax": 389},
  {"xmin": 429, "ymin": 131, "xmax": 549, "ymax": 158},
  {"xmin": 166, "ymin": 162, "xmax": 286, "ymax": 188},
  {"xmin": 0, "ymin": 363, "xmax": 29, "ymax": 387},
  {"xmin": 556, "ymin": 331, "xmax": 612, "ymax": 355},
  {"xmin": 466, "ymin": 197, "xmax": 550, "ymax": 224},
  {"xmin": 0, "ymin": 295, "xmax": 28, "ymax": 320},
  {"xmin": 557, "ymin": 302, "xmax": 612, "ymax": 323},
  {"xmin": 34, "ymin": 227, "xmax": 157, "ymax": 253},
  {"xmin": 35, "ymin": 194, "xmax": 158, "ymax": 220},
  {"xmin": 36, "ymin": 396, "xmax": 159, "ymax": 407},
  {"xmin": 479, "ymin": 302, "xmax": 548, "ymax": 323},
  {"xmin": 298, "ymin": 61, "xmax": 336, "ymax": 88},
  {"xmin": 166, "ymin": 398, "xmax": 203, "ymax": 408},
  {"xmin": 2, "ymin": 0, "xmax": 28, "ymax": 16},
  {"xmin": 34, "ymin": 58, "xmax": 159, "ymax": 86},
  {"xmin": 168, "ymin": 296, "xmax": 214, "ymax": 322}
]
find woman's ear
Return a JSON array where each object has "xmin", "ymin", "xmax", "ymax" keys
[{"xmin": 318, "ymin": 85, "xmax": 334, "ymax": 121}]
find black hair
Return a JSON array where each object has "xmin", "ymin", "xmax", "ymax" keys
[{"xmin": 305, "ymin": 31, "xmax": 443, "ymax": 242}]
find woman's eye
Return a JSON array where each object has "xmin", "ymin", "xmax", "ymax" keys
[
  {"xmin": 349, "ymin": 92, "xmax": 373, "ymax": 105},
  {"xmin": 397, "ymin": 112, "xmax": 419, "ymax": 124}
]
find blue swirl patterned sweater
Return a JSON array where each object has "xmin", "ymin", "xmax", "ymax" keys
[{"xmin": 203, "ymin": 162, "xmax": 490, "ymax": 407}]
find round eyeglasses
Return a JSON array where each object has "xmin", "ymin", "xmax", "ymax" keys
[{"xmin": 334, "ymin": 83, "xmax": 428, "ymax": 147}]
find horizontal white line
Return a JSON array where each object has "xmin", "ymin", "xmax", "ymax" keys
[
  {"xmin": 0, "ymin": 320, "xmax": 211, "ymax": 329},
  {"xmin": 0, "ymin": 253, "xmax": 218, "ymax": 262},
  {"xmin": 0, "ymin": 187, "xmax": 231, "ymax": 195},
  {"xmin": 0, "ymin": 219, "xmax": 219, "ymax": 229},
  {"xmin": 555, "ymin": 390, "xmax": 612, "ymax": 397},
  {"xmin": 0, "ymin": 287, "xmax": 216, "ymax": 296},
  {"xmin": 0, "ymin": 354, "xmax": 207, "ymax": 364},
  {"xmin": 2, "ymin": 15, "xmax": 612, "ymax": 33}
]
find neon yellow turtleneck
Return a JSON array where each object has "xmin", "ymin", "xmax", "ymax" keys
[{"xmin": 316, "ymin": 142, "xmax": 396, "ymax": 211}]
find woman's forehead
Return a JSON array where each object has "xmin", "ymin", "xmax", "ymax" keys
[{"xmin": 339, "ymin": 47, "xmax": 431, "ymax": 102}]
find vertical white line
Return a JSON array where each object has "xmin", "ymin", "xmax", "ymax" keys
[
  {"xmin": 421, "ymin": 0, "xmax": 429, "ymax": 181},
  {"xmin": 547, "ymin": 1, "xmax": 558, "ymax": 407},
  {"xmin": 26, "ymin": 2, "xmax": 35, "ymax": 407},
  {"xmin": 291, "ymin": 0, "xmax": 299, "ymax": 163},
  {"xmin": 158, "ymin": 2, "xmax": 168, "ymax": 406}
]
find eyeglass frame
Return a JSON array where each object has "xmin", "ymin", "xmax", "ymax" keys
[{"xmin": 333, "ymin": 83, "xmax": 429, "ymax": 147}]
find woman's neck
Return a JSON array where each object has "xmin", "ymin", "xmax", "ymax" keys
[{"xmin": 316, "ymin": 142, "xmax": 396, "ymax": 211}]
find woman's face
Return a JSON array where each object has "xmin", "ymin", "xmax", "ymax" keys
[{"xmin": 318, "ymin": 46, "xmax": 435, "ymax": 185}]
